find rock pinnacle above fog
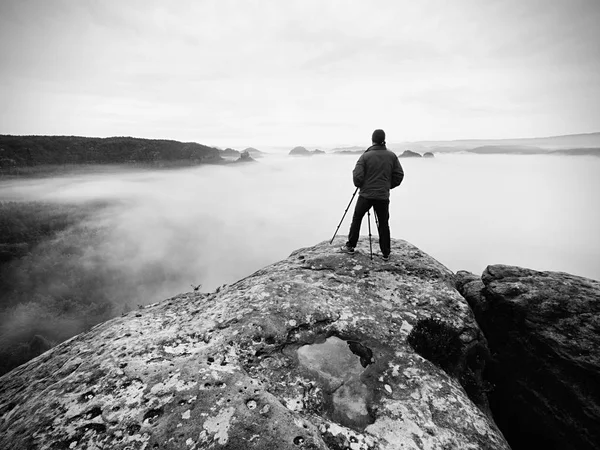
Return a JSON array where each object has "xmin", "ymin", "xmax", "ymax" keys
[
  {"xmin": 234, "ymin": 150, "xmax": 256, "ymax": 163},
  {"xmin": 398, "ymin": 150, "xmax": 422, "ymax": 158},
  {"xmin": 0, "ymin": 238, "xmax": 509, "ymax": 450},
  {"xmin": 289, "ymin": 146, "xmax": 310, "ymax": 155}
]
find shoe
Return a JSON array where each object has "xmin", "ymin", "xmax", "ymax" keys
[
  {"xmin": 340, "ymin": 245, "xmax": 355, "ymax": 254},
  {"xmin": 382, "ymin": 254, "xmax": 390, "ymax": 262}
]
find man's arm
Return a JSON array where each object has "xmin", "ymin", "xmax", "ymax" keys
[
  {"xmin": 391, "ymin": 157, "xmax": 404, "ymax": 189},
  {"xmin": 352, "ymin": 154, "xmax": 366, "ymax": 187}
]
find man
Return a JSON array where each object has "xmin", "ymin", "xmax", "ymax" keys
[{"xmin": 341, "ymin": 129, "xmax": 404, "ymax": 261}]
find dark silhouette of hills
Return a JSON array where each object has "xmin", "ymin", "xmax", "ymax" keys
[{"xmin": 0, "ymin": 135, "xmax": 223, "ymax": 169}]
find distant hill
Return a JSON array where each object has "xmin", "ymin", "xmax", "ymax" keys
[
  {"xmin": 0, "ymin": 135, "xmax": 223, "ymax": 169},
  {"xmin": 333, "ymin": 150, "xmax": 364, "ymax": 155},
  {"xmin": 323, "ymin": 132, "xmax": 600, "ymax": 155},
  {"xmin": 289, "ymin": 146, "xmax": 324, "ymax": 156},
  {"xmin": 393, "ymin": 132, "xmax": 600, "ymax": 153},
  {"xmin": 467, "ymin": 145, "xmax": 600, "ymax": 156},
  {"xmin": 243, "ymin": 147, "xmax": 265, "ymax": 158},
  {"xmin": 331, "ymin": 146, "xmax": 364, "ymax": 153},
  {"xmin": 550, "ymin": 148, "xmax": 600, "ymax": 156},
  {"xmin": 468, "ymin": 145, "xmax": 546, "ymax": 155}
]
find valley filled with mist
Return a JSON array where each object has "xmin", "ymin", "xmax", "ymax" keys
[{"xmin": 1, "ymin": 152, "xmax": 599, "ymax": 375}]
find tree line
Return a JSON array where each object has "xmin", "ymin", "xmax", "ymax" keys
[{"xmin": 0, "ymin": 135, "xmax": 223, "ymax": 169}]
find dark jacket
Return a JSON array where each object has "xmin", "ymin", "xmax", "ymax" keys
[{"xmin": 352, "ymin": 144, "xmax": 404, "ymax": 200}]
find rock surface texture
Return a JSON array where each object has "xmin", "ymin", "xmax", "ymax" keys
[
  {"xmin": 455, "ymin": 265, "xmax": 600, "ymax": 450},
  {"xmin": 0, "ymin": 238, "xmax": 509, "ymax": 450}
]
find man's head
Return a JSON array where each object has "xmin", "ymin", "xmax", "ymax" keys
[{"xmin": 372, "ymin": 129, "xmax": 386, "ymax": 145}]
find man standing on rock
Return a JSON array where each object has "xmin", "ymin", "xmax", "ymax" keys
[{"xmin": 341, "ymin": 129, "xmax": 404, "ymax": 261}]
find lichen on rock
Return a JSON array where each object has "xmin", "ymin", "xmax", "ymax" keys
[{"xmin": 0, "ymin": 238, "xmax": 509, "ymax": 449}]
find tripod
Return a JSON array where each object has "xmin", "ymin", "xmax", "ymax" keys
[{"xmin": 331, "ymin": 188, "xmax": 380, "ymax": 260}]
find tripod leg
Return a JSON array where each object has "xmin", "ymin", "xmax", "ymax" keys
[
  {"xmin": 374, "ymin": 207, "xmax": 380, "ymax": 253},
  {"xmin": 330, "ymin": 187, "xmax": 359, "ymax": 244},
  {"xmin": 367, "ymin": 208, "xmax": 373, "ymax": 260}
]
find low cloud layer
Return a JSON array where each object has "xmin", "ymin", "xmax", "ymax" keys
[{"xmin": 3, "ymin": 154, "xmax": 599, "ymax": 299}]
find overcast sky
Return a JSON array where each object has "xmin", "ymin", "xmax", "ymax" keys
[{"xmin": 1, "ymin": 0, "xmax": 599, "ymax": 148}]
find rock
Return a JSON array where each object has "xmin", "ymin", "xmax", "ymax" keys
[
  {"xmin": 234, "ymin": 150, "xmax": 256, "ymax": 163},
  {"xmin": 455, "ymin": 265, "xmax": 600, "ymax": 450},
  {"xmin": 398, "ymin": 150, "xmax": 422, "ymax": 158},
  {"xmin": 423, "ymin": 152, "xmax": 434, "ymax": 158},
  {"xmin": 289, "ymin": 146, "xmax": 310, "ymax": 155},
  {"xmin": 0, "ymin": 239, "xmax": 509, "ymax": 450}
]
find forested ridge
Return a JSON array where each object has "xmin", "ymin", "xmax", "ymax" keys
[{"xmin": 0, "ymin": 135, "xmax": 223, "ymax": 168}]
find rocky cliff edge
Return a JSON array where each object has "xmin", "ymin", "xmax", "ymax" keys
[
  {"xmin": 0, "ymin": 238, "xmax": 509, "ymax": 450},
  {"xmin": 456, "ymin": 266, "xmax": 600, "ymax": 450}
]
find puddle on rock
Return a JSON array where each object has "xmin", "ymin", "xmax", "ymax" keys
[{"xmin": 297, "ymin": 336, "xmax": 374, "ymax": 428}]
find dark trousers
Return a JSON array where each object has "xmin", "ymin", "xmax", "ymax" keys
[{"xmin": 346, "ymin": 196, "xmax": 391, "ymax": 256}]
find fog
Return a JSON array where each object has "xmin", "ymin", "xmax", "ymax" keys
[{"xmin": 2, "ymin": 153, "xmax": 599, "ymax": 305}]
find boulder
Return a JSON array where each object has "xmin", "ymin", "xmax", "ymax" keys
[
  {"xmin": 423, "ymin": 152, "xmax": 434, "ymax": 158},
  {"xmin": 398, "ymin": 150, "xmax": 422, "ymax": 158},
  {"xmin": 0, "ymin": 239, "xmax": 509, "ymax": 450},
  {"xmin": 455, "ymin": 266, "xmax": 600, "ymax": 450}
]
